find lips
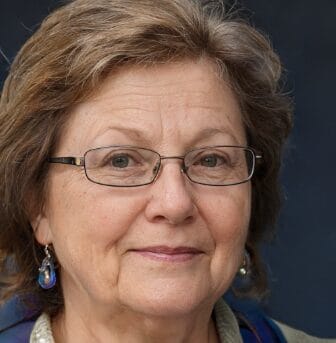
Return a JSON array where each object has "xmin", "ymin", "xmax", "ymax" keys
[
  {"xmin": 132, "ymin": 246, "xmax": 202, "ymax": 254},
  {"xmin": 129, "ymin": 246, "xmax": 203, "ymax": 262}
]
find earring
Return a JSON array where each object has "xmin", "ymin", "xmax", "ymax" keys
[
  {"xmin": 238, "ymin": 249, "xmax": 251, "ymax": 276},
  {"xmin": 38, "ymin": 245, "xmax": 56, "ymax": 289}
]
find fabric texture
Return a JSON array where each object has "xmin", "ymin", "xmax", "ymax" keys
[
  {"xmin": 30, "ymin": 313, "xmax": 54, "ymax": 343},
  {"xmin": 274, "ymin": 321, "xmax": 336, "ymax": 343}
]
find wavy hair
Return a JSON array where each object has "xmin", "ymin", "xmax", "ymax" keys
[{"xmin": 0, "ymin": 0, "xmax": 292, "ymax": 315}]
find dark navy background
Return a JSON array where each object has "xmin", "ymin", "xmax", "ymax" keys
[
  {"xmin": 242, "ymin": 1, "xmax": 336, "ymax": 339},
  {"xmin": 0, "ymin": 0, "xmax": 335, "ymax": 338}
]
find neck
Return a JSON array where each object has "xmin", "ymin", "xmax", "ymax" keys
[{"xmin": 52, "ymin": 301, "xmax": 220, "ymax": 343}]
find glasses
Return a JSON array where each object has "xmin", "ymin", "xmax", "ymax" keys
[{"xmin": 49, "ymin": 145, "xmax": 262, "ymax": 187}]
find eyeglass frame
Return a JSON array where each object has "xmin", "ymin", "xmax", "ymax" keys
[{"xmin": 48, "ymin": 145, "xmax": 262, "ymax": 187}]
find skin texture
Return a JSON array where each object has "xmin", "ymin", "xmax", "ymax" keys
[{"xmin": 34, "ymin": 58, "xmax": 251, "ymax": 343}]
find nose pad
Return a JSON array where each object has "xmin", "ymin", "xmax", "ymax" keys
[
  {"xmin": 180, "ymin": 163, "xmax": 187, "ymax": 174},
  {"xmin": 152, "ymin": 162, "xmax": 160, "ymax": 176}
]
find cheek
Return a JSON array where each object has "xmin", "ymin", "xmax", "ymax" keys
[
  {"xmin": 46, "ymin": 176, "xmax": 146, "ymax": 274},
  {"xmin": 200, "ymin": 184, "xmax": 251, "ymax": 240},
  {"xmin": 50, "ymin": 178, "xmax": 141, "ymax": 237},
  {"xmin": 199, "ymin": 185, "xmax": 251, "ymax": 292}
]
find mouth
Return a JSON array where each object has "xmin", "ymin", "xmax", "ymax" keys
[{"xmin": 129, "ymin": 246, "xmax": 203, "ymax": 262}]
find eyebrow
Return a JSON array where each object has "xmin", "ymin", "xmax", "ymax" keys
[
  {"xmin": 96, "ymin": 126, "xmax": 241, "ymax": 147},
  {"xmin": 96, "ymin": 126, "xmax": 153, "ymax": 146},
  {"xmin": 189, "ymin": 127, "xmax": 241, "ymax": 146}
]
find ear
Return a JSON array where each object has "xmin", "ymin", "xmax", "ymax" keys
[{"xmin": 31, "ymin": 213, "xmax": 53, "ymax": 246}]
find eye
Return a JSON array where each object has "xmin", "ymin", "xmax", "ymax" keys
[
  {"xmin": 101, "ymin": 152, "xmax": 139, "ymax": 169},
  {"xmin": 111, "ymin": 154, "xmax": 131, "ymax": 168},
  {"xmin": 199, "ymin": 154, "xmax": 226, "ymax": 167}
]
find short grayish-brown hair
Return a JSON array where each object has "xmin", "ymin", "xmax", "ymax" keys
[{"xmin": 0, "ymin": 0, "xmax": 292, "ymax": 315}]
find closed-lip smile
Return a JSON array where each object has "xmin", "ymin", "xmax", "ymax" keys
[{"xmin": 129, "ymin": 246, "xmax": 203, "ymax": 262}]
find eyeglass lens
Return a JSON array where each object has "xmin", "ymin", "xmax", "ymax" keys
[{"xmin": 83, "ymin": 146, "xmax": 254, "ymax": 187}]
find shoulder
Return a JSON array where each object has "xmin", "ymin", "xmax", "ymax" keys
[
  {"xmin": 0, "ymin": 320, "xmax": 36, "ymax": 342},
  {"xmin": 0, "ymin": 313, "xmax": 54, "ymax": 343},
  {"xmin": 274, "ymin": 320, "xmax": 336, "ymax": 343},
  {"xmin": 221, "ymin": 295, "xmax": 336, "ymax": 343},
  {"xmin": 0, "ymin": 297, "xmax": 40, "ymax": 342}
]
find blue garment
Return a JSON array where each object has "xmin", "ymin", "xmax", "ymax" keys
[
  {"xmin": 232, "ymin": 304, "xmax": 287, "ymax": 342},
  {"xmin": 0, "ymin": 297, "xmax": 39, "ymax": 343},
  {"xmin": 226, "ymin": 293, "xmax": 287, "ymax": 343},
  {"xmin": 0, "ymin": 297, "xmax": 287, "ymax": 342}
]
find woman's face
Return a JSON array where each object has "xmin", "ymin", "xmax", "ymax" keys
[{"xmin": 35, "ymin": 59, "xmax": 251, "ymax": 317}]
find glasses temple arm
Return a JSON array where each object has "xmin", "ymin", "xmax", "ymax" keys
[{"xmin": 48, "ymin": 157, "xmax": 84, "ymax": 166}]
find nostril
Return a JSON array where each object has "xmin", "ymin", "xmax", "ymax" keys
[
  {"xmin": 184, "ymin": 215, "xmax": 194, "ymax": 224},
  {"xmin": 152, "ymin": 214, "xmax": 195, "ymax": 226},
  {"xmin": 152, "ymin": 215, "xmax": 166, "ymax": 224}
]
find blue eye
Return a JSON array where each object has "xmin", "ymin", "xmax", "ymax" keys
[{"xmin": 111, "ymin": 154, "xmax": 130, "ymax": 168}]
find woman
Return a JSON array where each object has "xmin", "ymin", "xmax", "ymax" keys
[{"xmin": 0, "ymin": 0, "xmax": 330, "ymax": 342}]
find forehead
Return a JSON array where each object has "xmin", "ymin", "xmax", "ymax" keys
[{"xmin": 59, "ymin": 59, "xmax": 246, "ymax": 154}]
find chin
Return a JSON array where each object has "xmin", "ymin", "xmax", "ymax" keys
[
  {"xmin": 117, "ymin": 278, "xmax": 214, "ymax": 318},
  {"xmin": 124, "ymin": 297, "xmax": 208, "ymax": 318}
]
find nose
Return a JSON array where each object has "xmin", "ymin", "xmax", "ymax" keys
[{"xmin": 144, "ymin": 161, "xmax": 197, "ymax": 226}]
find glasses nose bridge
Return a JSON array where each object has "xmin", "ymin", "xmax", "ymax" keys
[{"xmin": 157, "ymin": 155, "xmax": 187, "ymax": 174}]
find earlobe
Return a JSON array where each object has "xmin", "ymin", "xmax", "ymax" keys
[{"xmin": 31, "ymin": 214, "xmax": 53, "ymax": 245}]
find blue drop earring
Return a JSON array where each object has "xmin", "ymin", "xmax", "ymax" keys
[{"xmin": 38, "ymin": 244, "xmax": 56, "ymax": 289}]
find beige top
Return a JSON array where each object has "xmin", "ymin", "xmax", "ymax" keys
[
  {"xmin": 29, "ymin": 298, "xmax": 334, "ymax": 343},
  {"xmin": 274, "ymin": 321, "xmax": 335, "ymax": 343}
]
